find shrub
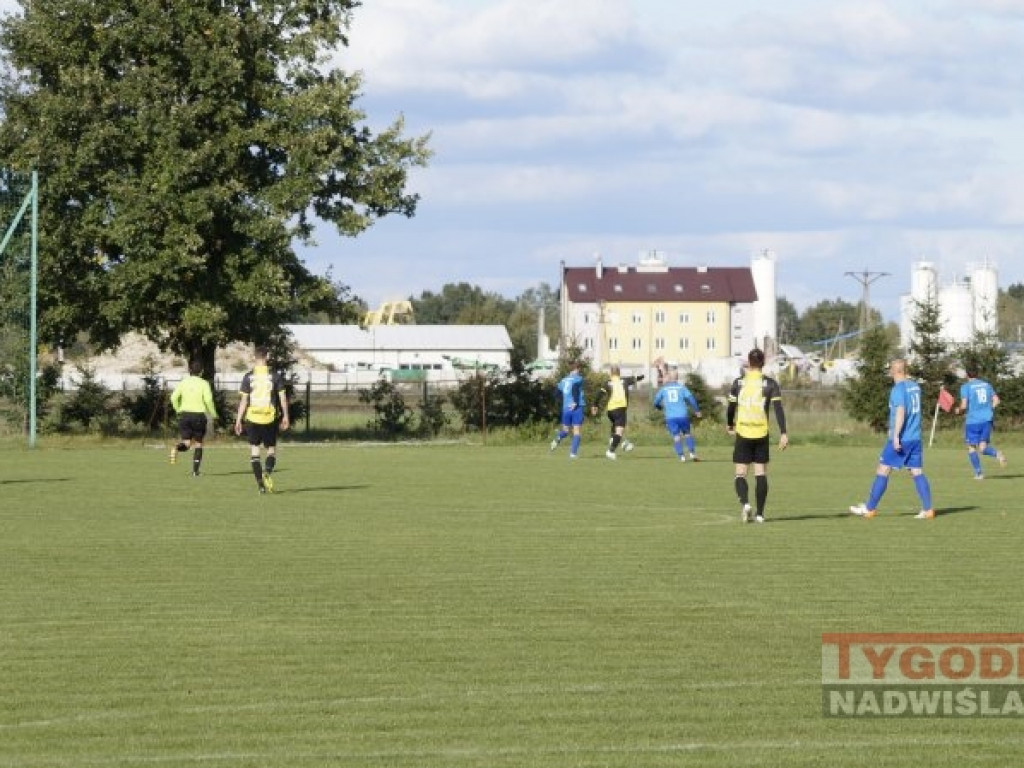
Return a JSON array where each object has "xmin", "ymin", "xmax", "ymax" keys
[{"xmin": 358, "ymin": 375, "xmax": 413, "ymax": 437}]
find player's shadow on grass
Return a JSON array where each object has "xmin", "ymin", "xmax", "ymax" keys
[
  {"xmin": 219, "ymin": 470, "xmax": 288, "ymax": 476},
  {"xmin": 769, "ymin": 511, "xmax": 859, "ymax": 522},
  {"xmin": 922, "ymin": 506, "xmax": 975, "ymax": 517},
  {"xmin": 0, "ymin": 477, "xmax": 70, "ymax": 485},
  {"xmin": 280, "ymin": 484, "xmax": 369, "ymax": 494},
  {"xmin": 983, "ymin": 474, "xmax": 1023, "ymax": 481}
]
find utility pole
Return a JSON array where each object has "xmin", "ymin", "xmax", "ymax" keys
[{"xmin": 844, "ymin": 268, "xmax": 890, "ymax": 335}]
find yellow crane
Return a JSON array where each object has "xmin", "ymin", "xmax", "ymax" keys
[{"xmin": 360, "ymin": 300, "xmax": 415, "ymax": 326}]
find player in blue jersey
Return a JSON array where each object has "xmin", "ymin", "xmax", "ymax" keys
[
  {"xmin": 653, "ymin": 367, "xmax": 702, "ymax": 462},
  {"xmin": 549, "ymin": 362, "xmax": 585, "ymax": 459},
  {"xmin": 849, "ymin": 358, "xmax": 935, "ymax": 519},
  {"xmin": 956, "ymin": 366, "xmax": 1007, "ymax": 479}
]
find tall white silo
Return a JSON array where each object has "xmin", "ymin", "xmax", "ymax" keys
[
  {"xmin": 899, "ymin": 294, "xmax": 915, "ymax": 351},
  {"xmin": 939, "ymin": 281, "xmax": 974, "ymax": 344},
  {"xmin": 751, "ymin": 250, "xmax": 777, "ymax": 350},
  {"xmin": 970, "ymin": 261, "xmax": 999, "ymax": 336},
  {"xmin": 901, "ymin": 261, "xmax": 939, "ymax": 349},
  {"xmin": 911, "ymin": 261, "xmax": 938, "ymax": 305}
]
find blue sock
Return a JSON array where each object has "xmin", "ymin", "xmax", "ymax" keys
[
  {"xmin": 685, "ymin": 436, "xmax": 696, "ymax": 455},
  {"xmin": 866, "ymin": 475, "xmax": 888, "ymax": 510},
  {"xmin": 914, "ymin": 474, "xmax": 933, "ymax": 510},
  {"xmin": 982, "ymin": 445, "xmax": 998, "ymax": 458},
  {"xmin": 557, "ymin": 429, "xmax": 568, "ymax": 442},
  {"xmin": 570, "ymin": 435, "xmax": 581, "ymax": 456},
  {"xmin": 969, "ymin": 452, "xmax": 982, "ymax": 475},
  {"xmin": 673, "ymin": 439, "xmax": 683, "ymax": 458}
]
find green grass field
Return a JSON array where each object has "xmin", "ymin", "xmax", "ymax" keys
[{"xmin": 2, "ymin": 432, "xmax": 1022, "ymax": 767}]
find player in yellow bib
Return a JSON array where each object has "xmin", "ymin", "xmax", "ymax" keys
[
  {"xmin": 234, "ymin": 346, "xmax": 290, "ymax": 494},
  {"xmin": 592, "ymin": 365, "xmax": 644, "ymax": 459},
  {"xmin": 726, "ymin": 348, "xmax": 788, "ymax": 523}
]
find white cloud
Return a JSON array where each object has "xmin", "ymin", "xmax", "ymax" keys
[{"xmin": 6, "ymin": 0, "xmax": 1024, "ymax": 311}]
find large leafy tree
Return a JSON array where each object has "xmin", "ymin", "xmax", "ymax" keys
[
  {"xmin": 797, "ymin": 298, "xmax": 866, "ymax": 348},
  {"xmin": 0, "ymin": 1, "xmax": 430, "ymax": 376},
  {"xmin": 998, "ymin": 284, "xmax": 1024, "ymax": 342},
  {"xmin": 411, "ymin": 283, "xmax": 514, "ymax": 326},
  {"xmin": 776, "ymin": 295, "xmax": 799, "ymax": 345}
]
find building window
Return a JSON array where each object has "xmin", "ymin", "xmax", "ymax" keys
[
  {"xmin": 679, "ymin": 337, "xmax": 690, "ymax": 350},
  {"xmin": 646, "ymin": 284, "xmax": 657, "ymax": 295},
  {"xmin": 679, "ymin": 312, "xmax": 690, "ymax": 324},
  {"xmin": 654, "ymin": 310, "xmax": 666, "ymax": 323},
  {"xmin": 673, "ymin": 284, "xmax": 684, "ymax": 294},
  {"xmin": 632, "ymin": 312, "xmax": 643, "ymax": 324},
  {"xmin": 655, "ymin": 338, "xmax": 665, "ymax": 350},
  {"xmin": 614, "ymin": 284, "xmax": 623, "ymax": 293},
  {"xmin": 584, "ymin": 338, "xmax": 594, "ymax": 349},
  {"xmin": 706, "ymin": 310, "xmax": 716, "ymax": 324},
  {"xmin": 609, "ymin": 337, "xmax": 618, "ymax": 350},
  {"xmin": 578, "ymin": 284, "xmax": 587, "ymax": 293},
  {"xmin": 706, "ymin": 337, "xmax": 716, "ymax": 351},
  {"xmin": 632, "ymin": 338, "xmax": 643, "ymax": 350}
]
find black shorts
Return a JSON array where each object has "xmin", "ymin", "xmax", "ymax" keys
[
  {"xmin": 606, "ymin": 407, "xmax": 628, "ymax": 429},
  {"xmin": 733, "ymin": 434, "xmax": 770, "ymax": 465},
  {"xmin": 245, "ymin": 421, "xmax": 279, "ymax": 448},
  {"xmin": 178, "ymin": 413, "xmax": 208, "ymax": 441}
]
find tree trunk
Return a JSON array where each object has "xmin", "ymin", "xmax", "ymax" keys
[{"xmin": 186, "ymin": 340, "xmax": 218, "ymax": 384}]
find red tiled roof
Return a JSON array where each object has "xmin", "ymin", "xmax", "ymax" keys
[{"xmin": 563, "ymin": 266, "xmax": 758, "ymax": 303}]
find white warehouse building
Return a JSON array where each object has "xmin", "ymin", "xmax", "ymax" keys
[
  {"xmin": 900, "ymin": 260, "xmax": 1000, "ymax": 349},
  {"xmin": 285, "ymin": 324, "xmax": 513, "ymax": 382}
]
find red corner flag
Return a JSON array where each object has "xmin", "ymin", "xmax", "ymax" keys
[{"xmin": 938, "ymin": 387, "xmax": 955, "ymax": 413}]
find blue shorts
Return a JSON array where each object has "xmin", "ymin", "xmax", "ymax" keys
[
  {"xmin": 879, "ymin": 439, "xmax": 923, "ymax": 469},
  {"xmin": 561, "ymin": 407, "xmax": 584, "ymax": 428},
  {"xmin": 665, "ymin": 417, "xmax": 692, "ymax": 437},
  {"xmin": 965, "ymin": 422, "xmax": 993, "ymax": 446}
]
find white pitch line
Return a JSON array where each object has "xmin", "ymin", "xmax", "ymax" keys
[
  {"xmin": 10, "ymin": 735, "xmax": 1024, "ymax": 766},
  {"xmin": 0, "ymin": 679, "xmax": 820, "ymax": 731}
]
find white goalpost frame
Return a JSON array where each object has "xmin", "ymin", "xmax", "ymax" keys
[{"xmin": 0, "ymin": 170, "xmax": 39, "ymax": 447}]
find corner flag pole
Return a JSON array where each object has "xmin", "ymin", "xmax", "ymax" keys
[{"xmin": 928, "ymin": 396, "xmax": 940, "ymax": 447}]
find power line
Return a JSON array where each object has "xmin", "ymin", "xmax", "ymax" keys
[{"xmin": 844, "ymin": 269, "xmax": 890, "ymax": 334}]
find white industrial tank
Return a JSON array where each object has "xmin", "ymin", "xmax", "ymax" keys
[
  {"xmin": 751, "ymin": 250, "xmax": 777, "ymax": 349},
  {"xmin": 939, "ymin": 282, "xmax": 974, "ymax": 344},
  {"xmin": 970, "ymin": 262, "xmax": 999, "ymax": 336}
]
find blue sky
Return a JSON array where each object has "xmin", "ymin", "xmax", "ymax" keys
[
  {"xmin": 5, "ymin": 0, "xmax": 1024, "ymax": 320},
  {"xmin": 315, "ymin": 0, "xmax": 1024, "ymax": 320}
]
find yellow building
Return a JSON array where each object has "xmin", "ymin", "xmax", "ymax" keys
[{"xmin": 560, "ymin": 252, "xmax": 768, "ymax": 376}]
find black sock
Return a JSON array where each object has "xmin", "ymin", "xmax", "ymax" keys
[
  {"xmin": 176, "ymin": 442, "xmax": 188, "ymax": 453},
  {"xmin": 250, "ymin": 456, "xmax": 263, "ymax": 486},
  {"xmin": 265, "ymin": 454, "xmax": 276, "ymax": 475},
  {"xmin": 610, "ymin": 434, "xmax": 622, "ymax": 452},
  {"xmin": 193, "ymin": 447, "xmax": 203, "ymax": 473},
  {"xmin": 755, "ymin": 475, "xmax": 768, "ymax": 515},
  {"xmin": 735, "ymin": 476, "xmax": 749, "ymax": 505}
]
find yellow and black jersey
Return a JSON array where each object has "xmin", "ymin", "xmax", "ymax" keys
[
  {"xmin": 596, "ymin": 375, "xmax": 644, "ymax": 411},
  {"xmin": 727, "ymin": 371, "xmax": 786, "ymax": 439},
  {"xmin": 240, "ymin": 365, "xmax": 285, "ymax": 425}
]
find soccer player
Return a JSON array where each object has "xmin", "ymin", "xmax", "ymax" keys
[
  {"xmin": 653, "ymin": 366, "xmax": 702, "ymax": 462},
  {"xmin": 726, "ymin": 348, "xmax": 788, "ymax": 523},
  {"xmin": 549, "ymin": 362, "xmax": 585, "ymax": 459},
  {"xmin": 592, "ymin": 365, "xmax": 645, "ymax": 460},
  {"xmin": 234, "ymin": 346, "xmax": 290, "ymax": 494},
  {"xmin": 849, "ymin": 358, "xmax": 935, "ymax": 520},
  {"xmin": 169, "ymin": 359, "xmax": 219, "ymax": 476},
  {"xmin": 956, "ymin": 366, "xmax": 1007, "ymax": 480}
]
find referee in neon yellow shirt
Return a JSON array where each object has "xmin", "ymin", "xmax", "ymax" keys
[{"xmin": 169, "ymin": 359, "xmax": 219, "ymax": 476}]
